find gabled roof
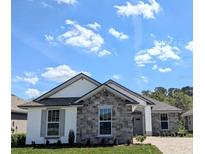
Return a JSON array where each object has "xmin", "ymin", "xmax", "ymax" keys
[
  {"xmin": 105, "ymin": 80, "xmax": 155, "ymax": 105},
  {"xmin": 142, "ymin": 96, "xmax": 182, "ymax": 112},
  {"xmin": 35, "ymin": 73, "xmax": 101, "ymax": 101},
  {"xmin": 18, "ymin": 73, "xmax": 181, "ymax": 112},
  {"xmin": 19, "ymin": 84, "xmax": 139, "ymax": 108},
  {"xmin": 11, "ymin": 94, "xmax": 27, "ymax": 114},
  {"xmin": 74, "ymin": 84, "xmax": 139, "ymax": 104}
]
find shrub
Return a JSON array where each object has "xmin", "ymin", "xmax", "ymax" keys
[
  {"xmin": 136, "ymin": 135, "xmax": 146, "ymax": 144},
  {"xmin": 11, "ymin": 134, "xmax": 18, "ymax": 147},
  {"xmin": 17, "ymin": 134, "xmax": 26, "ymax": 145},
  {"xmin": 86, "ymin": 138, "xmax": 91, "ymax": 146},
  {"xmin": 11, "ymin": 133, "xmax": 26, "ymax": 147},
  {"xmin": 171, "ymin": 132, "xmax": 176, "ymax": 137},
  {"xmin": 46, "ymin": 140, "xmax": 50, "ymax": 145},
  {"xmin": 166, "ymin": 131, "xmax": 171, "ymax": 136},
  {"xmin": 178, "ymin": 130, "xmax": 187, "ymax": 137},
  {"xmin": 162, "ymin": 131, "xmax": 166, "ymax": 137},
  {"xmin": 156, "ymin": 131, "xmax": 160, "ymax": 136},
  {"xmin": 126, "ymin": 139, "xmax": 131, "ymax": 146},
  {"xmin": 178, "ymin": 119, "xmax": 187, "ymax": 137},
  {"xmin": 57, "ymin": 140, "xmax": 61, "ymax": 145},
  {"xmin": 100, "ymin": 138, "xmax": 105, "ymax": 145},
  {"xmin": 113, "ymin": 138, "xmax": 118, "ymax": 145},
  {"xmin": 68, "ymin": 129, "xmax": 75, "ymax": 145},
  {"xmin": 31, "ymin": 141, "xmax": 36, "ymax": 146}
]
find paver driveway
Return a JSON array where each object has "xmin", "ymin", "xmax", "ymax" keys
[{"xmin": 135, "ymin": 137, "xmax": 193, "ymax": 154}]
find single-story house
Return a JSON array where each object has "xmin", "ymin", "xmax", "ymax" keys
[
  {"xmin": 182, "ymin": 110, "xmax": 193, "ymax": 132},
  {"xmin": 11, "ymin": 94, "xmax": 27, "ymax": 134},
  {"xmin": 19, "ymin": 73, "xmax": 182, "ymax": 145}
]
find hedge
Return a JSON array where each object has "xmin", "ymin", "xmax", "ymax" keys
[{"xmin": 11, "ymin": 133, "xmax": 26, "ymax": 147}]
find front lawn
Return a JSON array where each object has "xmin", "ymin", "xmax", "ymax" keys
[{"xmin": 12, "ymin": 145, "xmax": 162, "ymax": 154}]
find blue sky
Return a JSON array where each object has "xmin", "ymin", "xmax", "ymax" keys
[{"xmin": 12, "ymin": 0, "xmax": 193, "ymax": 99}]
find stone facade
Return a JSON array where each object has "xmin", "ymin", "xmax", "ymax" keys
[
  {"xmin": 152, "ymin": 112, "xmax": 179, "ymax": 135},
  {"xmin": 76, "ymin": 89, "xmax": 133, "ymax": 144}
]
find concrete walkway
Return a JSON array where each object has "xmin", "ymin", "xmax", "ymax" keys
[{"xmin": 135, "ymin": 137, "xmax": 193, "ymax": 154}]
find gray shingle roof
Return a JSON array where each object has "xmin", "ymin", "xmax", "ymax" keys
[
  {"xmin": 11, "ymin": 94, "xmax": 27, "ymax": 114},
  {"xmin": 142, "ymin": 96, "xmax": 182, "ymax": 112},
  {"xmin": 182, "ymin": 110, "xmax": 193, "ymax": 117},
  {"xmin": 18, "ymin": 97, "xmax": 80, "ymax": 107}
]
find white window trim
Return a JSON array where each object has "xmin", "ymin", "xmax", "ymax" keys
[
  {"xmin": 98, "ymin": 105, "xmax": 112, "ymax": 137},
  {"xmin": 160, "ymin": 113, "xmax": 169, "ymax": 130},
  {"xmin": 46, "ymin": 109, "xmax": 60, "ymax": 137}
]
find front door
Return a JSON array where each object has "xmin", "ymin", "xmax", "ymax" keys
[{"xmin": 133, "ymin": 111, "xmax": 143, "ymax": 136}]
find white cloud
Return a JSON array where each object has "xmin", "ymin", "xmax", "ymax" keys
[
  {"xmin": 15, "ymin": 72, "xmax": 39, "ymax": 85},
  {"xmin": 45, "ymin": 34, "xmax": 57, "ymax": 46},
  {"xmin": 150, "ymin": 33, "xmax": 156, "ymax": 38},
  {"xmin": 41, "ymin": 65, "xmax": 90, "ymax": 82},
  {"xmin": 158, "ymin": 67, "xmax": 172, "ymax": 73},
  {"xmin": 185, "ymin": 41, "xmax": 193, "ymax": 52},
  {"xmin": 45, "ymin": 35, "xmax": 54, "ymax": 41},
  {"xmin": 112, "ymin": 75, "xmax": 121, "ymax": 80},
  {"xmin": 147, "ymin": 41, "xmax": 180, "ymax": 61},
  {"xmin": 25, "ymin": 88, "xmax": 41, "ymax": 98},
  {"xmin": 141, "ymin": 76, "xmax": 148, "ymax": 83},
  {"xmin": 152, "ymin": 65, "xmax": 172, "ymax": 73},
  {"xmin": 134, "ymin": 53, "xmax": 153, "ymax": 67},
  {"xmin": 98, "ymin": 49, "xmax": 112, "ymax": 57},
  {"xmin": 41, "ymin": 2, "xmax": 52, "ymax": 8},
  {"xmin": 114, "ymin": 0, "xmax": 160, "ymax": 19},
  {"xmin": 65, "ymin": 19, "xmax": 76, "ymax": 25},
  {"xmin": 152, "ymin": 64, "xmax": 158, "ymax": 70},
  {"xmin": 135, "ymin": 40, "xmax": 180, "ymax": 67},
  {"xmin": 87, "ymin": 22, "xmax": 101, "ymax": 31},
  {"xmin": 108, "ymin": 28, "xmax": 128, "ymax": 40},
  {"xmin": 56, "ymin": 0, "xmax": 77, "ymax": 5},
  {"xmin": 53, "ymin": 19, "xmax": 111, "ymax": 57}
]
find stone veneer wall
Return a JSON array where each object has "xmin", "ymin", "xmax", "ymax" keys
[
  {"xmin": 76, "ymin": 89, "xmax": 133, "ymax": 144},
  {"xmin": 152, "ymin": 112, "xmax": 179, "ymax": 135}
]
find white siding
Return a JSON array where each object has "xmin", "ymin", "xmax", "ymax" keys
[
  {"xmin": 49, "ymin": 78, "xmax": 97, "ymax": 98},
  {"xmin": 107, "ymin": 83, "xmax": 147, "ymax": 106},
  {"xmin": 61, "ymin": 107, "xmax": 77, "ymax": 143},
  {"xmin": 145, "ymin": 106, "xmax": 152, "ymax": 135},
  {"xmin": 26, "ymin": 107, "xmax": 77, "ymax": 144},
  {"xmin": 26, "ymin": 108, "xmax": 44, "ymax": 144}
]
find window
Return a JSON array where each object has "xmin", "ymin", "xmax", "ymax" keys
[
  {"xmin": 160, "ymin": 113, "xmax": 168, "ymax": 130},
  {"xmin": 47, "ymin": 110, "xmax": 60, "ymax": 136},
  {"xmin": 99, "ymin": 107, "xmax": 112, "ymax": 136}
]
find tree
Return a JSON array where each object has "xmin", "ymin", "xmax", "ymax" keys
[
  {"xmin": 181, "ymin": 86, "xmax": 193, "ymax": 96},
  {"xmin": 171, "ymin": 91, "xmax": 192, "ymax": 111},
  {"xmin": 141, "ymin": 90, "xmax": 151, "ymax": 96},
  {"xmin": 168, "ymin": 88, "xmax": 179, "ymax": 97},
  {"xmin": 141, "ymin": 86, "xmax": 193, "ymax": 111},
  {"xmin": 154, "ymin": 87, "xmax": 167, "ymax": 96}
]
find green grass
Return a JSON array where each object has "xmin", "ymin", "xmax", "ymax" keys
[{"xmin": 12, "ymin": 145, "xmax": 162, "ymax": 154}]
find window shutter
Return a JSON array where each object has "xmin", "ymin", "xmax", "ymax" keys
[
  {"xmin": 60, "ymin": 109, "xmax": 65, "ymax": 137},
  {"xmin": 40, "ymin": 110, "xmax": 47, "ymax": 137}
]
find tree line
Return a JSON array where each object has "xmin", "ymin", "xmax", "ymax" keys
[{"xmin": 142, "ymin": 86, "xmax": 193, "ymax": 111}]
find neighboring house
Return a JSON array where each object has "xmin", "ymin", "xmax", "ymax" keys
[
  {"xmin": 19, "ymin": 73, "xmax": 182, "ymax": 145},
  {"xmin": 11, "ymin": 94, "xmax": 27, "ymax": 134},
  {"xmin": 182, "ymin": 110, "xmax": 193, "ymax": 132}
]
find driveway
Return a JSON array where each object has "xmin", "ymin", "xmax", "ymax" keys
[{"xmin": 134, "ymin": 137, "xmax": 193, "ymax": 154}]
